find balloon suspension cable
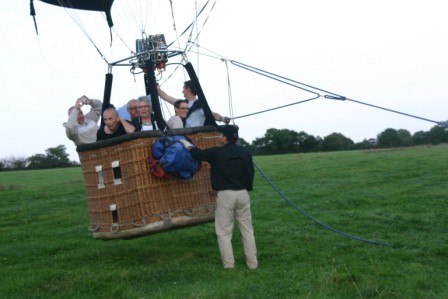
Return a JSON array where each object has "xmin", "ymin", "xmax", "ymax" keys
[
  {"xmin": 222, "ymin": 59, "xmax": 235, "ymax": 121},
  {"xmin": 111, "ymin": 27, "xmax": 133, "ymax": 54},
  {"xmin": 253, "ymin": 162, "xmax": 390, "ymax": 246},
  {"xmin": 166, "ymin": 0, "xmax": 214, "ymax": 49},
  {"xmin": 225, "ymin": 60, "xmax": 446, "ymax": 126},
  {"xmin": 168, "ymin": 0, "xmax": 183, "ymax": 52},
  {"xmin": 229, "ymin": 60, "xmax": 321, "ymax": 121},
  {"xmin": 328, "ymin": 96, "xmax": 448, "ymax": 127},
  {"xmin": 189, "ymin": 0, "xmax": 218, "ymax": 74},
  {"xmin": 58, "ymin": 3, "xmax": 109, "ymax": 65}
]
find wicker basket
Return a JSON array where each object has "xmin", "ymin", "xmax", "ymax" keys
[{"xmin": 77, "ymin": 126, "xmax": 222, "ymax": 239}]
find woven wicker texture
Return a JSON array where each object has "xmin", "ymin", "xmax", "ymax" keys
[{"xmin": 78, "ymin": 128, "xmax": 222, "ymax": 239}]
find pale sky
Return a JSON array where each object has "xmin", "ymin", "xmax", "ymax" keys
[{"xmin": 1, "ymin": 1, "xmax": 447, "ymax": 162}]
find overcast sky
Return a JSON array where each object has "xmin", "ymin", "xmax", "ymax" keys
[{"xmin": 1, "ymin": 0, "xmax": 447, "ymax": 162}]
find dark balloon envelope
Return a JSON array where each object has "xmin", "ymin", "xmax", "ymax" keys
[
  {"xmin": 32, "ymin": 0, "xmax": 115, "ymax": 27},
  {"xmin": 38, "ymin": 0, "xmax": 114, "ymax": 12}
]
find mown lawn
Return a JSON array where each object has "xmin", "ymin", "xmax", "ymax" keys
[{"xmin": 0, "ymin": 145, "xmax": 447, "ymax": 298}]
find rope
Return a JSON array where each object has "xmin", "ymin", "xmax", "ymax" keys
[
  {"xmin": 254, "ymin": 162, "xmax": 390, "ymax": 246},
  {"xmin": 88, "ymin": 225, "xmax": 100, "ymax": 232},
  {"xmin": 222, "ymin": 59, "xmax": 235, "ymax": 121},
  {"xmin": 131, "ymin": 218, "xmax": 146, "ymax": 227},
  {"xmin": 338, "ymin": 96, "xmax": 448, "ymax": 127},
  {"xmin": 229, "ymin": 60, "xmax": 447, "ymax": 126},
  {"xmin": 166, "ymin": 0, "xmax": 212, "ymax": 48},
  {"xmin": 55, "ymin": 0, "xmax": 109, "ymax": 64},
  {"xmin": 186, "ymin": 47, "xmax": 324, "ymax": 122},
  {"xmin": 111, "ymin": 223, "xmax": 121, "ymax": 233},
  {"xmin": 230, "ymin": 60, "xmax": 324, "ymax": 96},
  {"xmin": 161, "ymin": 1, "xmax": 217, "ymax": 86},
  {"xmin": 185, "ymin": 45, "xmax": 446, "ymax": 126},
  {"xmin": 194, "ymin": 0, "xmax": 200, "ymax": 75},
  {"xmin": 189, "ymin": 0, "xmax": 218, "ymax": 73},
  {"xmin": 231, "ymin": 97, "xmax": 319, "ymax": 121},
  {"xmin": 169, "ymin": 0, "xmax": 183, "ymax": 55},
  {"xmin": 184, "ymin": 46, "xmax": 323, "ymax": 122}
]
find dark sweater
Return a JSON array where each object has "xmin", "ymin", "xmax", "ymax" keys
[{"xmin": 190, "ymin": 143, "xmax": 254, "ymax": 191}]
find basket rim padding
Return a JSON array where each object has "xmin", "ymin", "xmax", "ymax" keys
[{"xmin": 77, "ymin": 125, "xmax": 218, "ymax": 152}]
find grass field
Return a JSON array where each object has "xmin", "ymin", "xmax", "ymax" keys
[{"xmin": 0, "ymin": 145, "xmax": 447, "ymax": 298}]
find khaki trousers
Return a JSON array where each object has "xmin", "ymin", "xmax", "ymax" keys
[{"xmin": 215, "ymin": 190, "xmax": 258, "ymax": 269}]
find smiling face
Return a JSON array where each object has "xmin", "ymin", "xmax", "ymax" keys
[
  {"xmin": 175, "ymin": 101, "xmax": 189, "ymax": 119},
  {"xmin": 137, "ymin": 99, "xmax": 152, "ymax": 118}
]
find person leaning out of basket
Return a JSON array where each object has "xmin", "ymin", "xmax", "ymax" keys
[
  {"xmin": 64, "ymin": 95, "xmax": 102, "ymax": 146},
  {"xmin": 180, "ymin": 125, "xmax": 258, "ymax": 270},
  {"xmin": 131, "ymin": 96, "xmax": 160, "ymax": 131},
  {"xmin": 96, "ymin": 107, "xmax": 135, "ymax": 141}
]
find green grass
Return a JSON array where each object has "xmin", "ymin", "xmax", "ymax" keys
[{"xmin": 0, "ymin": 145, "xmax": 447, "ymax": 298}]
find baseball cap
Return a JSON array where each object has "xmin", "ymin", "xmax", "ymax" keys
[{"xmin": 217, "ymin": 125, "xmax": 239, "ymax": 139}]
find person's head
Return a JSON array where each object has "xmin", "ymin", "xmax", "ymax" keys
[
  {"xmin": 218, "ymin": 125, "xmax": 239, "ymax": 144},
  {"xmin": 103, "ymin": 107, "xmax": 120, "ymax": 132},
  {"xmin": 174, "ymin": 99, "xmax": 189, "ymax": 119},
  {"xmin": 68, "ymin": 106, "xmax": 85, "ymax": 125},
  {"xmin": 137, "ymin": 96, "xmax": 152, "ymax": 118},
  {"xmin": 126, "ymin": 99, "xmax": 139, "ymax": 120},
  {"xmin": 182, "ymin": 80, "xmax": 197, "ymax": 98}
]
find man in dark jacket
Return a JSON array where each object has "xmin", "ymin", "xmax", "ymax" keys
[
  {"xmin": 180, "ymin": 125, "xmax": 258, "ymax": 269},
  {"xmin": 97, "ymin": 107, "xmax": 135, "ymax": 141}
]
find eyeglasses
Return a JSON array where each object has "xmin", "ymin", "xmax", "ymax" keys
[
  {"xmin": 137, "ymin": 105, "xmax": 151, "ymax": 109},
  {"xmin": 177, "ymin": 107, "xmax": 189, "ymax": 110},
  {"xmin": 128, "ymin": 107, "xmax": 138, "ymax": 110}
]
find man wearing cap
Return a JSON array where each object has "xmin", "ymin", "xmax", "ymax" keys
[{"xmin": 180, "ymin": 125, "xmax": 258, "ymax": 270}]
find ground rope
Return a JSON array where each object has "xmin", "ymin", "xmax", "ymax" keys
[{"xmin": 254, "ymin": 162, "xmax": 390, "ymax": 246}]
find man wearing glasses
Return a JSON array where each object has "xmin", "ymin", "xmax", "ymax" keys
[{"xmin": 117, "ymin": 99, "xmax": 139, "ymax": 121}]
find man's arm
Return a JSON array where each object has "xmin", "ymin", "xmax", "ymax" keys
[
  {"xmin": 157, "ymin": 85, "xmax": 177, "ymax": 105},
  {"xmin": 85, "ymin": 98, "xmax": 103, "ymax": 123},
  {"xmin": 65, "ymin": 123, "xmax": 79, "ymax": 143},
  {"xmin": 212, "ymin": 112, "xmax": 230, "ymax": 124},
  {"xmin": 180, "ymin": 139, "xmax": 217, "ymax": 162},
  {"xmin": 65, "ymin": 98, "xmax": 83, "ymax": 142},
  {"xmin": 120, "ymin": 118, "xmax": 136, "ymax": 133}
]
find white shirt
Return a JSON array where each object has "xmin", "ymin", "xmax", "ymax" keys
[
  {"xmin": 185, "ymin": 100, "xmax": 205, "ymax": 128},
  {"xmin": 167, "ymin": 115, "xmax": 184, "ymax": 129}
]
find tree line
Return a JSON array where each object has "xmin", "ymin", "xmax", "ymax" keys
[
  {"xmin": 1, "ymin": 124, "xmax": 447, "ymax": 171},
  {"xmin": 0, "ymin": 145, "xmax": 79, "ymax": 171},
  {"xmin": 240, "ymin": 124, "xmax": 448, "ymax": 155}
]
